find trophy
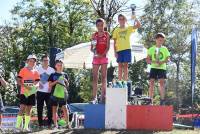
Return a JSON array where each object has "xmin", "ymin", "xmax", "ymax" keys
[
  {"xmin": 130, "ymin": 4, "xmax": 137, "ymax": 25},
  {"xmin": 155, "ymin": 47, "xmax": 160, "ymax": 66},
  {"xmin": 91, "ymin": 39, "xmax": 97, "ymax": 56}
]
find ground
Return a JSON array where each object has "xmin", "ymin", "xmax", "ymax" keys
[{"xmin": 17, "ymin": 129, "xmax": 199, "ymax": 134}]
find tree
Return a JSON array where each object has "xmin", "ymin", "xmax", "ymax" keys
[
  {"xmin": 90, "ymin": 0, "xmax": 130, "ymax": 32},
  {"xmin": 0, "ymin": 0, "xmax": 94, "ymax": 104}
]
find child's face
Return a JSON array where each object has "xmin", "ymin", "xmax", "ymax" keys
[
  {"xmin": 96, "ymin": 21, "xmax": 104, "ymax": 32},
  {"xmin": 27, "ymin": 59, "xmax": 36, "ymax": 68},
  {"xmin": 155, "ymin": 37, "xmax": 165, "ymax": 45},
  {"xmin": 118, "ymin": 16, "xmax": 126, "ymax": 26},
  {"xmin": 55, "ymin": 62, "xmax": 63, "ymax": 72}
]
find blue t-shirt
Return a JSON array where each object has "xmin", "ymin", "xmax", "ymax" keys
[{"xmin": 48, "ymin": 72, "xmax": 69, "ymax": 95}]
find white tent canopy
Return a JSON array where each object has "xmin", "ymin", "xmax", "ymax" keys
[{"xmin": 56, "ymin": 40, "xmax": 147, "ymax": 69}]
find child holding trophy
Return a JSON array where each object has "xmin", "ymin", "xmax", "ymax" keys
[
  {"xmin": 146, "ymin": 33, "xmax": 170, "ymax": 105},
  {"xmin": 91, "ymin": 18, "xmax": 110, "ymax": 104},
  {"xmin": 113, "ymin": 5, "xmax": 141, "ymax": 88}
]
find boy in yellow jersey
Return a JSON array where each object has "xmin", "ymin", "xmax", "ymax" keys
[{"xmin": 113, "ymin": 14, "xmax": 141, "ymax": 87}]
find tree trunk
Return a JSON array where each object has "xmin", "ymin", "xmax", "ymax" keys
[{"xmin": 176, "ymin": 61, "xmax": 180, "ymax": 108}]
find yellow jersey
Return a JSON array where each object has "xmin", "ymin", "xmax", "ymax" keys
[{"xmin": 112, "ymin": 26, "xmax": 136, "ymax": 52}]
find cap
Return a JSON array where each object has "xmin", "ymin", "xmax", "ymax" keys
[
  {"xmin": 155, "ymin": 33, "xmax": 166, "ymax": 38},
  {"xmin": 55, "ymin": 59, "xmax": 64, "ymax": 64},
  {"xmin": 27, "ymin": 54, "xmax": 37, "ymax": 61}
]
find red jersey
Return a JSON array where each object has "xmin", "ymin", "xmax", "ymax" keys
[{"xmin": 93, "ymin": 32, "xmax": 109, "ymax": 55}]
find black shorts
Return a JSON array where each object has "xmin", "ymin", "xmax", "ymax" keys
[
  {"xmin": 20, "ymin": 94, "xmax": 36, "ymax": 106},
  {"xmin": 50, "ymin": 95, "xmax": 68, "ymax": 107},
  {"xmin": 149, "ymin": 68, "xmax": 167, "ymax": 80}
]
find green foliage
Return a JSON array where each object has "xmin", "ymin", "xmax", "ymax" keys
[
  {"xmin": 78, "ymin": 70, "xmax": 92, "ymax": 102},
  {"xmin": 129, "ymin": 60, "xmax": 148, "ymax": 93},
  {"xmin": 0, "ymin": 0, "xmax": 94, "ymax": 105}
]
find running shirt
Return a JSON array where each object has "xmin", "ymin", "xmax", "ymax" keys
[
  {"xmin": 48, "ymin": 72, "xmax": 69, "ymax": 97},
  {"xmin": 36, "ymin": 65, "xmax": 55, "ymax": 93},
  {"xmin": 18, "ymin": 67, "xmax": 40, "ymax": 94},
  {"xmin": 92, "ymin": 32, "xmax": 110, "ymax": 55},
  {"xmin": 112, "ymin": 26, "xmax": 136, "ymax": 52},
  {"xmin": 148, "ymin": 45, "xmax": 170, "ymax": 70}
]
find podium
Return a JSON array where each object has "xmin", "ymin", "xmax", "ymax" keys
[
  {"xmin": 105, "ymin": 88, "xmax": 127, "ymax": 129},
  {"xmin": 84, "ymin": 87, "xmax": 173, "ymax": 131},
  {"xmin": 127, "ymin": 105, "xmax": 173, "ymax": 131}
]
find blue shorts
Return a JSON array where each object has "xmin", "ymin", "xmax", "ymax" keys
[{"xmin": 117, "ymin": 49, "xmax": 132, "ymax": 63}]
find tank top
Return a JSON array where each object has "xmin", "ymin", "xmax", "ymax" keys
[{"xmin": 93, "ymin": 32, "xmax": 109, "ymax": 55}]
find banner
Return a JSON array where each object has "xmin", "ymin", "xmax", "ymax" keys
[{"xmin": 191, "ymin": 28, "xmax": 198, "ymax": 104}]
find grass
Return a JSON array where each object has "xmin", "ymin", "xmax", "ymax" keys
[{"xmin": 25, "ymin": 128, "xmax": 200, "ymax": 134}]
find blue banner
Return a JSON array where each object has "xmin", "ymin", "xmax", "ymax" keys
[{"xmin": 191, "ymin": 28, "xmax": 198, "ymax": 104}]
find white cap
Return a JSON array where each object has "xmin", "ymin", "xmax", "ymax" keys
[
  {"xmin": 156, "ymin": 33, "xmax": 166, "ymax": 38},
  {"xmin": 27, "ymin": 54, "xmax": 37, "ymax": 60}
]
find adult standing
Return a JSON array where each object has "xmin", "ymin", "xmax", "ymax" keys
[{"xmin": 36, "ymin": 55, "xmax": 55, "ymax": 128}]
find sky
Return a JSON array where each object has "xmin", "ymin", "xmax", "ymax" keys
[{"xmin": 0, "ymin": 0, "xmax": 146, "ymax": 25}]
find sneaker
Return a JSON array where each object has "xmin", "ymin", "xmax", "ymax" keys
[
  {"xmin": 147, "ymin": 98, "xmax": 153, "ymax": 105},
  {"xmin": 23, "ymin": 128, "xmax": 31, "ymax": 132},
  {"xmin": 99, "ymin": 98, "xmax": 105, "ymax": 104},
  {"xmin": 122, "ymin": 81, "xmax": 128, "ymax": 88},
  {"xmin": 14, "ymin": 128, "xmax": 23, "ymax": 133},
  {"xmin": 90, "ymin": 98, "xmax": 98, "ymax": 104},
  {"xmin": 160, "ymin": 99, "xmax": 165, "ymax": 105},
  {"xmin": 52, "ymin": 126, "xmax": 59, "ymax": 131},
  {"xmin": 116, "ymin": 81, "xmax": 123, "ymax": 88},
  {"xmin": 66, "ymin": 123, "xmax": 72, "ymax": 129}
]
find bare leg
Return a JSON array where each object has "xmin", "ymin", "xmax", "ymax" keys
[
  {"xmin": 158, "ymin": 79, "xmax": 165, "ymax": 100},
  {"xmin": 18, "ymin": 104, "xmax": 26, "ymax": 116},
  {"xmin": 118, "ymin": 63, "xmax": 123, "ymax": 81},
  {"xmin": 149, "ymin": 79, "xmax": 155, "ymax": 103},
  {"xmin": 123, "ymin": 62, "xmax": 128, "ymax": 81},
  {"xmin": 92, "ymin": 64, "xmax": 100, "ymax": 100},
  {"xmin": 25, "ymin": 106, "xmax": 32, "ymax": 116},
  {"xmin": 52, "ymin": 106, "xmax": 58, "ymax": 127},
  {"xmin": 61, "ymin": 106, "xmax": 69, "ymax": 124},
  {"xmin": 101, "ymin": 64, "xmax": 107, "ymax": 101}
]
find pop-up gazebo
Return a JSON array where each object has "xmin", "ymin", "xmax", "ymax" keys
[{"xmin": 56, "ymin": 40, "xmax": 147, "ymax": 69}]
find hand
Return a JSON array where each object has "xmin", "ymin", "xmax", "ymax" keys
[
  {"xmin": 95, "ymin": 54, "xmax": 104, "ymax": 58},
  {"xmin": 39, "ymin": 83, "xmax": 43, "ymax": 89},
  {"xmin": 156, "ymin": 61, "xmax": 163, "ymax": 66},
  {"xmin": 24, "ymin": 85, "xmax": 32, "ymax": 90},
  {"xmin": 115, "ymin": 52, "xmax": 118, "ymax": 58},
  {"xmin": 146, "ymin": 59, "xmax": 151, "ymax": 64},
  {"xmin": 48, "ymin": 87, "xmax": 52, "ymax": 92}
]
